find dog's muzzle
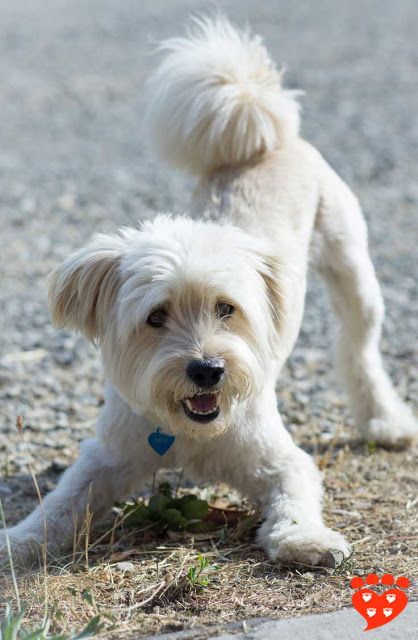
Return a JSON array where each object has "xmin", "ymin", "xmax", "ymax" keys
[
  {"xmin": 181, "ymin": 391, "xmax": 220, "ymax": 423},
  {"xmin": 182, "ymin": 358, "xmax": 224, "ymax": 423}
]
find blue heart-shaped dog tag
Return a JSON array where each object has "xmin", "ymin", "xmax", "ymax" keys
[{"xmin": 148, "ymin": 428, "xmax": 175, "ymax": 456}]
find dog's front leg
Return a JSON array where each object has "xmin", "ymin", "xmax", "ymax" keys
[
  {"xmin": 256, "ymin": 440, "xmax": 350, "ymax": 568},
  {"xmin": 0, "ymin": 388, "xmax": 152, "ymax": 567},
  {"xmin": 0, "ymin": 437, "xmax": 142, "ymax": 567},
  {"xmin": 221, "ymin": 400, "xmax": 350, "ymax": 568}
]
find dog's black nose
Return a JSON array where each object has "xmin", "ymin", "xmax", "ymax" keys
[{"xmin": 187, "ymin": 358, "xmax": 225, "ymax": 388}]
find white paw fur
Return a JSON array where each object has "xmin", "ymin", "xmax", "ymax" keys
[
  {"xmin": 258, "ymin": 521, "xmax": 351, "ymax": 568},
  {"xmin": 362, "ymin": 403, "xmax": 417, "ymax": 448}
]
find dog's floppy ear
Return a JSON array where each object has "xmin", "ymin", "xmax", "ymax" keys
[
  {"xmin": 256, "ymin": 252, "xmax": 286, "ymax": 349},
  {"xmin": 48, "ymin": 233, "xmax": 125, "ymax": 341},
  {"xmin": 260, "ymin": 254, "xmax": 285, "ymax": 330}
]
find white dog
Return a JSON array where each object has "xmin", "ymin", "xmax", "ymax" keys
[{"xmin": 2, "ymin": 17, "xmax": 416, "ymax": 569}]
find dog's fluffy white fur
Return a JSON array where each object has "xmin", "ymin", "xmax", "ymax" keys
[
  {"xmin": 2, "ymin": 16, "xmax": 416, "ymax": 568},
  {"xmin": 146, "ymin": 16, "xmax": 301, "ymax": 174}
]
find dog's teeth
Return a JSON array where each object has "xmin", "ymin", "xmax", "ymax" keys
[
  {"xmin": 191, "ymin": 407, "xmax": 219, "ymax": 415},
  {"xmin": 183, "ymin": 398, "xmax": 219, "ymax": 416}
]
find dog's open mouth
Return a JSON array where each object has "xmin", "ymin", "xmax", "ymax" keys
[{"xmin": 181, "ymin": 392, "xmax": 220, "ymax": 423}]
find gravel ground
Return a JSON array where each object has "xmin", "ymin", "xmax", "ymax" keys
[{"xmin": 0, "ymin": 0, "xmax": 417, "ymax": 636}]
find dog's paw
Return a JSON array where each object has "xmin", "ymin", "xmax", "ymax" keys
[
  {"xmin": 258, "ymin": 522, "xmax": 351, "ymax": 568},
  {"xmin": 362, "ymin": 404, "xmax": 417, "ymax": 449},
  {"xmin": 0, "ymin": 528, "xmax": 42, "ymax": 570}
]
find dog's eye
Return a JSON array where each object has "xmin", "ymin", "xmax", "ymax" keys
[
  {"xmin": 147, "ymin": 308, "xmax": 168, "ymax": 328},
  {"xmin": 216, "ymin": 302, "xmax": 235, "ymax": 319}
]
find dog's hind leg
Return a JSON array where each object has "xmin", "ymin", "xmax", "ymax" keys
[{"xmin": 314, "ymin": 174, "xmax": 417, "ymax": 447}]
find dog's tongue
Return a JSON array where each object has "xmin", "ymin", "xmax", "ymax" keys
[{"xmin": 190, "ymin": 393, "xmax": 218, "ymax": 412}]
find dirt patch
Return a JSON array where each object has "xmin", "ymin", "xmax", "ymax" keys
[{"xmin": 2, "ymin": 423, "xmax": 417, "ymax": 639}]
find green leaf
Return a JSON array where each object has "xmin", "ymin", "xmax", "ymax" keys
[
  {"xmin": 148, "ymin": 494, "xmax": 171, "ymax": 519},
  {"xmin": 181, "ymin": 499, "xmax": 209, "ymax": 521},
  {"xmin": 125, "ymin": 504, "xmax": 151, "ymax": 525},
  {"xmin": 167, "ymin": 498, "xmax": 182, "ymax": 510},
  {"xmin": 161, "ymin": 508, "xmax": 183, "ymax": 525},
  {"xmin": 187, "ymin": 567, "xmax": 196, "ymax": 582},
  {"xmin": 179, "ymin": 494, "xmax": 197, "ymax": 507}
]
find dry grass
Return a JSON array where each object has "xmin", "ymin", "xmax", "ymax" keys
[{"xmin": 1, "ymin": 423, "xmax": 418, "ymax": 638}]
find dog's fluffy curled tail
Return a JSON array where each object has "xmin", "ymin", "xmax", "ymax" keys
[{"xmin": 146, "ymin": 16, "xmax": 301, "ymax": 175}]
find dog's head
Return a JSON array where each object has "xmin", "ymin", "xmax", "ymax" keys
[{"xmin": 48, "ymin": 216, "xmax": 285, "ymax": 439}]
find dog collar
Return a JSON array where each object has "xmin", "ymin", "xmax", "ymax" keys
[{"xmin": 148, "ymin": 427, "xmax": 175, "ymax": 455}]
